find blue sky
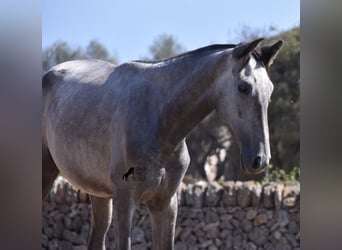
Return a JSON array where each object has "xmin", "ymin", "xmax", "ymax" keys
[{"xmin": 42, "ymin": 0, "xmax": 299, "ymax": 63}]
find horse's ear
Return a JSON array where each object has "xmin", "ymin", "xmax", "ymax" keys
[
  {"xmin": 261, "ymin": 40, "xmax": 283, "ymax": 67},
  {"xmin": 233, "ymin": 38, "xmax": 264, "ymax": 59}
]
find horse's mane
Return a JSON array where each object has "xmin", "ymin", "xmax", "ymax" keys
[
  {"xmin": 134, "ymin": 43, "xmax": 265, "ymax": 66},
  {"xmin": 133, "ymin": 44, "xmax": 237, "ymax": 64}
]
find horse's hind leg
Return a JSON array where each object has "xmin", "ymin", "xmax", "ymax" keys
[
  {"xmin": 88, "ymin": 195, "xmax": 112, "ymax": 250},
  {"xmin": 42, "ymin": 145, "xmax": 59, "ymax": 200},
  {"xmin": 147, "ymin": 193, "xmax": 178, "ymax": 250}
]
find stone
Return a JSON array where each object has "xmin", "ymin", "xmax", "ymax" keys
[
  {"xmin": 285, "ymin": 233, "xmax": 299, "ymax": 247},
  {"xmin": 277, "ymin": 209, "xmax": 289, "ymax": 227},
  {"xmin": 283, "ymin": 197, "xmax": 296, "ymax": 207},
  {"xmin": 175, "ymin": 227, "xmax": 182, "ymax": 240},
  {"xmin": 275, "ymin": 183, "xmax": 284, "ymax": 210},
  {"xmin": 248, "ymin": 226, "xmax": 269, "ymax": 246},
  {"xmin": 230, "ymin": 218, "xmax": 240, "ymax": 229},
  {"xmin": 72, "ymin": 246, "xmax": 87, "ymax": 250},
  {"xmin": 43, "ymin": 226, "xmax": 53, "ymax": 238},
  {"xmin": 270, "ymin": 222, "xmax": 280, "ymax": 231},
  {"xmin": 266, "ymin": 210, "xmax": 274, "ymax": 220},
  {"xmin": 225, "ymin": 235, "xmax": 234, "ymax": 249},
  {"xmin": 246, "ymin": 209, "xmax": 258, "ymax": 220},
  {"xmin": 62, "ymin": 229, "xmax": 83, "ymax": 244},
  {"xmin": 42, "ymin": 234, "xmax": 49, "ymax": 247},
  {"xmin": 237, "ymin": 182, "xmax": 253, "ymax": 208},
  {"xmin": 144, "ymin": 227, "xmax": 153, "ymax": 242},
  {"xmin": 178, "ymin": 182, "xmax": 187, "ymax": 206},
  {"xmin": 222, "ymin": 181, "xmax": 236, "ymax": 206},
  {"xmin": 263, "ymin": 183, "xmax": 275, "ymax": 208},
  {"xmin": 242, "ymin": 240, "xmax": 257, "ymax": 250},
  {"xmin": 205, "ymin": 208, "xmax": 220, "ymax": 222},
  {"xmin": 71, "ymin": 215, "xmax": 83, "ymax": 231},
  {"xmin": 180, "ymin": 227, "xmax": 192, "ymax": 241},
  {"xmin": 186, "ymin": 234, "xmax": 197, "ymax": 246},
  {"xmin": 283, "ymin": 183, "xmax": 300, "ymax": 197},
  {"xmin": 193, "ymin": 222, "xmax": 205, "ymax": 232},
  {"xmin": 78, "ymin": 191, "xmax": 88, "ymax": 203},
  {"xmin": 251, "ymin": 183, "xmax": 262, "ymax": 206},
  {"xmin": 52, "ymin": 220, "xmax": 64, "ymax": 239},
  {"xmin": 214, "ymin": 238, "xmax": 222, "ymax": 247},
  {"xmin": 203, "ymin": 222, "xmax": 220, "ymax": 231},
  {"xmin": 132, "ymin": 242, "xmax": 147, "ymax": 250},
  {"xmin": 42, "ymin": 177, "xmax": 299, "ymax": 250},
  {"xmin": 220, "ymin": 213, "xmax": 233, "ymax": 222},
  {"xmin": 233, "ymin": 234, "xmax": 242, "ymax": 249},
  {"xmin": 206, "ymin": 227, "xmax": 220, "ymax": 239},
  {"xmin": 208, "ymin": 245, "xmax": 218, "ymax": 250},
  {"xmin": 47, "ymin": 239, "xmax": 59, "ymax": 250},
  {"xmin": 108, "ymin": 241, "xmax": 116, "ymax": 249},
  {"xmin": 53, "ymin": 180, "xmax": 66, "ymax": 204},
  {"xmin": 184, "ymin": 181, "xmax": 207, "ymax": 208},
  {"xmin": 219, "ymin": 229, "xmax": 231, "ymax": 239},
  {"xmin": 175, "ymin": 241, "xmax": 187, "ymax": 250},
  {"xmin": 241, "ymin": 219, "xmax": 253, "ymax": 233},
  {"xmin": 274, "ymin": 238, "xmax": 292, "ymax": 250},
  {"xmin": 64, "ymin": 216, "xmax": 72, "ymax": 229},
  {"xmin": 205, "ymin": 182, "xmax": 223, "ymax": 207},
  {"xmin": 132, "ymin": 227, "xmax": 145, "ymax": 244},
  {"xmin": 254, "ymin": 213, "xmax": 268, "ymax": 226},
  {"xmin": 288, "ymin": 221, "xmax": 299, "ymax": 234},
  {"xmin": 273, "ymin": 230, "xmax": 282, "ymax": 240},
  {"xmin": 233, "ymin": 209, "xmax": 245, "ymax": 221},
  {"xmin": 199, "ymin": 240, "xmax": 213, "ymax": 248},
  {"xmin": 60, "ymin": 204, "xmax": 70, "ymax": 213},
  {"xmin": 58, "ymin": 240, "xmax": 72, "ymax": 250}
]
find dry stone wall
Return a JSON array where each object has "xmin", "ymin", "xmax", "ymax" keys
[{"xmin": 42, "ymin": 177, "xmax": 300, "ymax": 250}]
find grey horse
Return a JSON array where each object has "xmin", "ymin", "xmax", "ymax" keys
[{"xmin": 42, "ymin": 38, "xmax": 282, "ymax": 249}]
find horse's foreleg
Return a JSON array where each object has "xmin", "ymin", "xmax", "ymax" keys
[
  {"xmin": 88, "ymin": 195, "xmax": 112, "ymax": 250},
  {"xmin": 147, "ymin": 193, "xmax": 178, "ymax": 250},
  {"xmin": 112, "ymin": 187, "xmax": 135, "ymax": 250}
]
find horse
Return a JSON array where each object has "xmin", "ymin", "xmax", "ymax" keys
[{"xmin": 42, "ymin": 38, "xmax": 283, "ymax": 250}]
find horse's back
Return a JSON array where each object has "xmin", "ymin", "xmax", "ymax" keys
[
  {"xmin": 43, "ymin": 59, "xmax": 116, "ymax": 87},
  {"xmin": 42, "ymin": 59, "xmax": 118, "ymax": 144}
]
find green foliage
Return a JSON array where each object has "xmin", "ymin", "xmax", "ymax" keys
[
  {"xmin": 42, "ymin": 40, "xmax": 117, "ymax": 72},
  {"xmin": 86, "ymin": 40, "xmax": 110, "ymax": 61},
  {"xmin": 266, "ymin": 27, "xmax": 300, "ymax": 171},
  {"xmin": 260, "ymin": 165, "xmax": 300, "ymax": 184},
  {"xmin": 145, "ymin": 34, "xmax": 185, "ymax": 60}
]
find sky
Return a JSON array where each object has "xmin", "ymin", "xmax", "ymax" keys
[{"xmin": 42, "ymin": 0, "xmax": 299, "ymax": 63}]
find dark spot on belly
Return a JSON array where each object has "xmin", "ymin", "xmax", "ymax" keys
[{"xmin": 122, "ymin": 167, "xmax": 135, "ymax": 181}]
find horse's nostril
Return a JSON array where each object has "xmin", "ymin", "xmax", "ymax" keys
[{"xmin": 252, "ymin": 156, "xmax": 262, "ymax": 169}]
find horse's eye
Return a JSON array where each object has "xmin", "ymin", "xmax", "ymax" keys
[{"xmin": 238, "ymin": 84, "xmax": 250, "ymax": 95}]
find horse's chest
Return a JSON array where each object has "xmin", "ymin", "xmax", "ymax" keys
[{"xmin": 132, "ymin": 153, "xmax": 190, "ymax": 204}]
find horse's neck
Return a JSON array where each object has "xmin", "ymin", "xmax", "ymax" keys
[{"xmin": 154, "ymin": 53, "xmax": 229, "ymax": 151}]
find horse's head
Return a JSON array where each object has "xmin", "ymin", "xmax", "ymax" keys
[{"xmin": 216, "ymin": 38, "xmax": 283, "ymax": 174}]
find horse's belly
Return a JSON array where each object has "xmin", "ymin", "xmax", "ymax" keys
[{"xmin": 48, "ymin": 134, "xmax": 114, "ymax": 197}]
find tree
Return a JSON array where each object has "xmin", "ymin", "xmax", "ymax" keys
[
  {"xmin": 86, "ymin": 40, "xmax": 109, "ymax": 61},
  {"xmin": 42, "ymin": 40, "xmax": 117, "ymax": 72},
  {"xmin": 145, "ymin": 34, "xmax": 185, "ymax": 60},
  {"xmin": 266, "ymin": 27, "xmax": 300, "ymax": 171}
]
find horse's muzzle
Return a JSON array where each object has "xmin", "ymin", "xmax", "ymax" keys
[{"xmin": 240, "ymin": 154, "xmax": 269, "ymax": 174}]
